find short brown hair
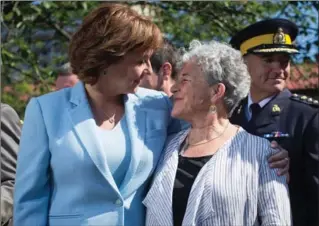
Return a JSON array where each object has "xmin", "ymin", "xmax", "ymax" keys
[
  {"xmin": 150, "ymin": 39, "xmax": 180, "ymax": 79},
  {"xmin": 69, "ymin": 3, "xmax": 163, "ymax": 84}
]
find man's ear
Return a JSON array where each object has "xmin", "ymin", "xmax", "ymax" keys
[{"xmin": 161, "ymin": 62, "xmax": 172, "ymax": 81}]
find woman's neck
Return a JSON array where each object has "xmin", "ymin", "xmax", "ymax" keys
[
  {"xmin": 188, "ymin": 117, "xmax": 230, "ymax": 145},
  {"xmin": 85, "ymin": 84, "xmax": 123, "ymax": 108}
]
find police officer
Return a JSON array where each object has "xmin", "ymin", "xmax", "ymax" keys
[{"xmin": 230, "ymin": 18, "xmax": 319, "ymax": 226}]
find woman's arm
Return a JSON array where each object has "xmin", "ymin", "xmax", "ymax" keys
[
  {"xmin": 258, "ymin": 146, "xmax": 291, "ymax": 226},
  {"xmin": 14, "ymin": 98, "xmax": 51, "ymax": 226}
]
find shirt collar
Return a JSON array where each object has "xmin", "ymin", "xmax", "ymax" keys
[{"xmin": 247, "ymin": 93, "xmax": 275, "ymax": 112}]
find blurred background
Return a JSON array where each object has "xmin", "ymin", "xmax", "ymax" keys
[{"xmin": 1, "ymin": 1, "xmax": 318, "ymax": 118}]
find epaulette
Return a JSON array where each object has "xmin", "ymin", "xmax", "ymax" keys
[{"xmin": 290, "ymin": 93, "xmax": 319, "ymax": 107}]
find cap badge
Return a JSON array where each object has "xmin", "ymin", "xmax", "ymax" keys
[{"xmin": 273, "ymin": 28, "xmax": 286, "ymax": 44}]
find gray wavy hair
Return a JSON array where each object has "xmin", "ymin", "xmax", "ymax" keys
[{"xmin": 180, "ymin": 40, "xmax": 251, "ymax": 117}]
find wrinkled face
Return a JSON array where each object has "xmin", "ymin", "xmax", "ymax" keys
[
  {"xmin": 55, "ymin": 74, "xmax": 79, "ymax": 90},
  {"xmin": 97, "ymin": 49, "xmax": 153, "ymax": 94},
  {"xmin": 170, "ymin": 60, "xmax": 211, "ymax": 121},
  {"xmin": 245, "ymin": 53, "xmax": 291, "ymax": 95},
  {"xmin": 139, "ymin": 68, "xmax": 163, "ymax": 91}
]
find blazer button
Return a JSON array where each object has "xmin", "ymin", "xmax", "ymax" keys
[{"xmin": 115, "ymin": 199, "xmax": 123, "ymax": 206}]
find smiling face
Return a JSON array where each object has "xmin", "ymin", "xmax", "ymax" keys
[
  {"xmin": 170, "ymin": 60, "xmax": 212, "ymax": 121},
  {"xmin": 245, "ymin": 53, "xmax": 291, "ymax": 96},
  {"xmin": 95, "ymin": 49, "xmax": 154, "ymax": 95}
]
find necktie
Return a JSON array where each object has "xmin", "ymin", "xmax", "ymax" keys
[{"xmin": 250, "ymin": 103, "xmax": 261, "ymax": 121}]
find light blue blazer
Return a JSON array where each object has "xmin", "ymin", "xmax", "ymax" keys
[{"xmin": 13, "ymin": 82, "xmax": 182, "ymax": 226}]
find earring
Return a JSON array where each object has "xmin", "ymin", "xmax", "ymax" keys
[{"xmin": 209, "ymin": 105, "xmax": 217, "ymax": 114}]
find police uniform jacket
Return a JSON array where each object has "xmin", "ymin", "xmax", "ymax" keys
[{"xmin": 230, "ymin": 89, "xmax": 319, "ymax": 226}]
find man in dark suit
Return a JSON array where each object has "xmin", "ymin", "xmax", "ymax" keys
[
  {"xmin": 230, "ymin": 18, "xmax": 319, "ymax": 226},
  {"xmin": 1, "ymin": 103, "xmax": 21, "ymax": 226}
]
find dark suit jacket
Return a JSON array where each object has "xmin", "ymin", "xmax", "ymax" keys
[
  {"xmin": 1, "ymin": 104, "xmax": 21, "ymax": 226},
  {"xmin": 230, "ymin": 89, "xmax": 319, "ymax": 226}
]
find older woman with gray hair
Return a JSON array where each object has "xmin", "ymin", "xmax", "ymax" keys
[{"xmin": 143, "ymin": 40, "xmax": 291, "ymax": 226}]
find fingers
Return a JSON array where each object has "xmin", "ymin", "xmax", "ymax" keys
[
  {"xmin": 270, "ymin": 140, "xmax": 278, "ymax": 148},
  {"xmin": 269, "ymin": 157, "xmax": 289, "ymax": 170},
  {"xmin": 268, "ymin": 147, "xmax": 288, "ymax": 163},
  {"xmin": 268, "ymin": 141, "xmax": 290, "ymax": 174},
  {"xmin": 277, "ymin": 159, "xmax": 290, "ymax": 176}
]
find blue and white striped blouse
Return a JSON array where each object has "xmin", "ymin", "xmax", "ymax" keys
[{"xmin": 143, "ymin": 127, "xmax": 291, "ymax": 226}]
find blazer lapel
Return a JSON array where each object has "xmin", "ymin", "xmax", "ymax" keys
[
  {"xmin": 67, "ymin": 82, "xmax": 120, "ymax": 195},
  {"xmin": 119, "ymin": 94, "xmax": 147, "ymax": 196},
  {"xmin": 253, "ymin": 89, "xmax": 291, "ymax": 129},
  {"xmin": 143, "ymin": 129, "xmax": 190, "ymax": 225},
  {"xmin": 232, "ymin": 90, "xmax": 291, "ymax": 133}
]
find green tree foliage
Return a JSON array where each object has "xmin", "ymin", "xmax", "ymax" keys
[
  {"xmin": 150, "ymin": 1, "xmax": 281, "ymax": 45},
  {"xmin": 1, "ymin": 1, "xmax": 318, "ymax": 117},
  {"xmin": 1, "ymin": 1, "xmax": 100, "ymax": 117}
]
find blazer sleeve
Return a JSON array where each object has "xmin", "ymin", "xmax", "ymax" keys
[
  {"xmin": 1, "ymin": 104, "xmax": 21, "ymax": 226},
  {"xmin": 13, "ymin": 98, "xmax": 51, "ymax": 226},
  {"xmin": 303, "ymin": 110, "xmax": 319, "ymax": 225},
  {"xmin": 258, "ymin": 146, "xmax": 292, "ymax": 226}
]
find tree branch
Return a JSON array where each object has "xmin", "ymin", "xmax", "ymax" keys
[
  {"xmin": 204, "ymin": 11, "xmax": 235, "ymax": 36},
  {"xmin": 32, "ymin": 5, "xmax": 71, "ymax": 41},
  {"xmin": 4, "ymin": 64, "xmax": 40, "ymax": 82},
  {"xmin": 5, "ymin": 64, "xmax": 52, "ymax": 91},
  {"xmin": 299, "ymin": 27, "xmax": 318, "ymax": 32},
  {"xmin": 46, "ymin": 20, "xmax": 71, "ymax": 40},
  {"xmin": 1, "ymin": 21, "xmax": 11, "ymax": 42},
  {"xmin": 275, "ymin": 2, "xmax": 289, "ymax": 17}
]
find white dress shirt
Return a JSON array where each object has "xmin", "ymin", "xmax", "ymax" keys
[{"xmin": 246, "ymin": 93, "xmax": 275, "ymax": 121}]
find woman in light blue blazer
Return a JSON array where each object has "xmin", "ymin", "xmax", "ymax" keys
[
  {"xmin": 144, "ymin": 40, "xmax": 291, "ymax": 225},
  {"xmin": 13, "ymin": 3, "xmax": 181, "ymax": 226}
]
